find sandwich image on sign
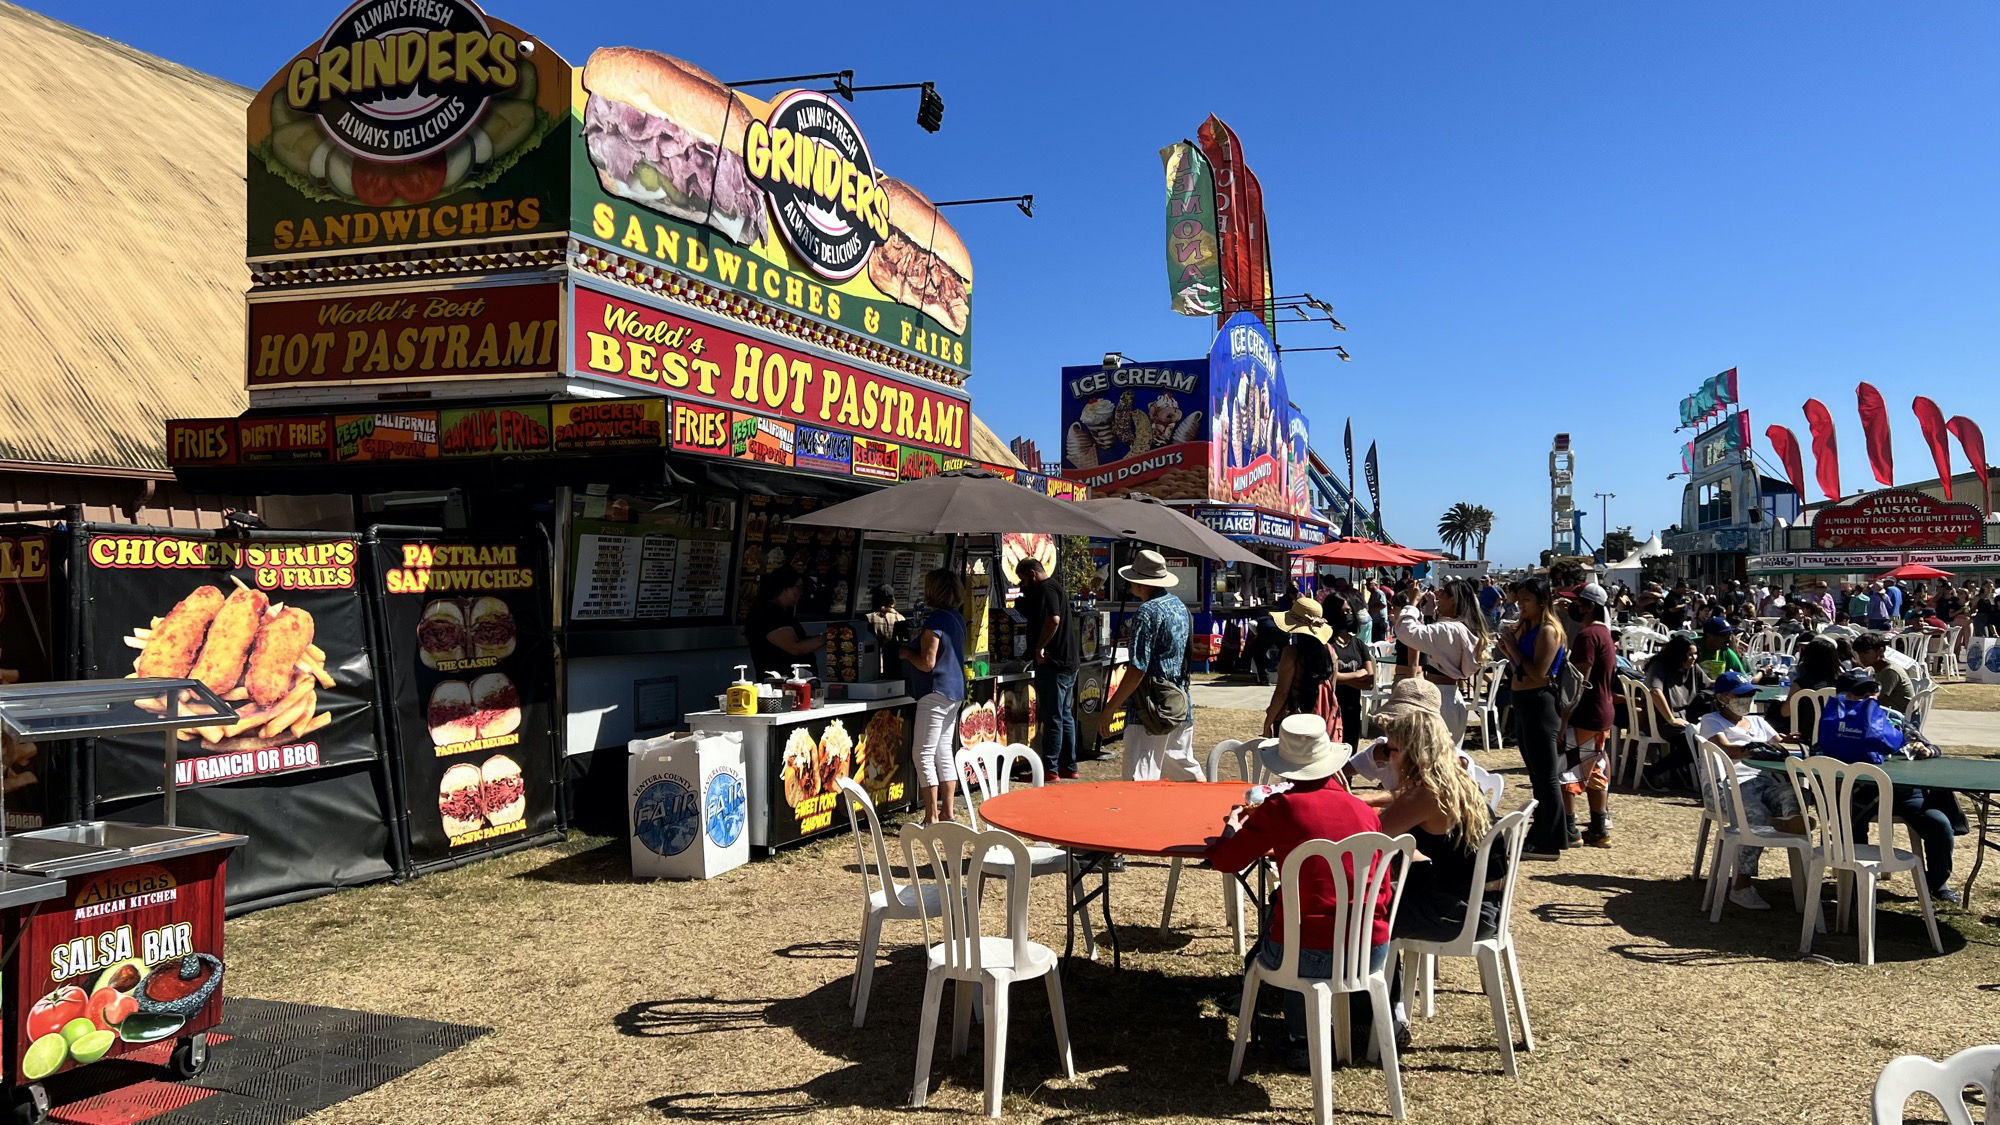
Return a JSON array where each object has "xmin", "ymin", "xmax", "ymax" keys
[
  {"xmin": 469, "ymin": 597, "xmax": 517, "ymax": 660},
  {"xmin": 582, "ymin": 47, "xmax": 771, "ymax": 246},
  {"xmin": 869, "ymin": 178, "xmax": 973, "ymax": 335},
  {"xmin": 427, "ymin": 675, "xmax": 522, "ymax": 747},
  {"xmin": 479, "ymin": 755, "xmax": 526, "ymax": 826},
  {"xmin": 438, "ymin": 763, "xmax": 485, "ymax": 837},
  {"xmin": 418, "ymin": 600, "xmax": 468, "ymax": 668}
]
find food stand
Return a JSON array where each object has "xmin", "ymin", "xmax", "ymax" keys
[
  {"xmin": 0, "ymin": 679, "xmax": 249, "ymax": 1123},
  {"xmin": 163, "ymin": 0, "xmax": 1038, "ymax": 843},
  {"xmin": 1057, "ymin": 314, "xmax": 1334, "ymax": 672}
]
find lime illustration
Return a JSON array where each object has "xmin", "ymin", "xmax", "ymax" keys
[
  {"xmin": 706, "ymin": 771, "xmax": 746, "ymax": 848},
  {"xmin": 22, "ymin": 1033, "xmax": 67, "ymax": 1080},
  {"xmin": 61, "ymin": 1018, "xmax": 96, "ymax": 1044},
  {"xmin": 69, "ymin": 1030, "xmax": 116, "ymax": 1065}
]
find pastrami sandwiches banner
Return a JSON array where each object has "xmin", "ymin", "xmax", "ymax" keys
[{"xmin": 370, "ymin": 533, "xmax": 558, "ymax": 869}]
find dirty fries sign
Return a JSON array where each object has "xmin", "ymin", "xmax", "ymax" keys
[{"xmin": 571, "ymin": 285, "xmax": 970, "ymax": 456}]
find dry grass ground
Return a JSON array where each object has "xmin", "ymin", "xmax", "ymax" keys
[
  {"xmin": 1937, "ymin": 681, "xmax": 2000, "ymax": 712},
  {"xmin": 228, "ymin": 707, "xmax": 2000, "ymax": 1125}
]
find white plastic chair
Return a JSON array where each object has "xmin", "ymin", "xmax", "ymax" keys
[
  {"xmin": 1617, "ymin": 677, "xmax": 1671, "ymax": 788},
  {"xmin": 1159, "ymin": 739, "xmax": 1258, "ymax": 950},
  {"xmin": 1930, "ymin": 626, "xmax": 1964, "ymax": 680},
  {"xmin": 1785, "ymin": 756, "xmax": 1945, "ymax": 965},
  {"xmin": 1871, "ymin": 1043, "xmax": 2000, "ymax": 1124},
  {"xmin": 1465, "ymin": 661, "xmax": 1507, "ymax": 751},
  {"xmin": 836, "ymin": 777, "xmax": 942, "ymax": 1028},
  {"xmin": 1893, "ymin": 631, "xmax": 1933, "ymax": 669},
  {"xmin": 1787, "ymin": 688, "xmax": 1835, "ymax": 744},
  {"xmin": 903, "ymin": 822, "xmax": 1076, "ymax": 1116},
  {"xmin": 1458, "ymin": 750, "xmax": 1506, "ymax": 816},
  {"xmin": 1686, "ymin": 725, "xmax": 1723, "ymax": 884},
  {"xmin": 1701, "ymin": 744, "xmax": 1816, "ymax": 924},
  {"xmin": 1393, "ymin": 803, "xmax": 1536, "ymax": 1076},
  {"xmin": 956, "ymin": 742, "xmax": 1088, "ymax": 955},
  {"xmin": 1908, "ymin": 684, "xmax": 1938, "ymax": 733},
  {"xmin": 1227, "ymin": 833, "xmax": 1415, "ymax": 1123}
]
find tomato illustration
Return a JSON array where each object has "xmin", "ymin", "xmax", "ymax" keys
[
  {"xmin": 351, "ymin": 156, "xmax": 448, "ymax": 206},
  {"xmin": 26, "ymin": 986, "xmax": 87, "ymax": 1042}
]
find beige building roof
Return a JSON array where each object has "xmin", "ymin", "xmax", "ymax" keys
[
  {"xmin": 0, "ymin": 2, "xmax": 250, "ymax": 475},
  {"xmin": 970, "ymin": 415, "xmax": 1022, "ymax": 469}
]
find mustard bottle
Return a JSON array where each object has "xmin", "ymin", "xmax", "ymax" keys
[{"xmin": 726, "ymin": 665, "xmax": 758, "ymax": 716}]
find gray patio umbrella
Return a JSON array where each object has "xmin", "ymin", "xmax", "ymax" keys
[
  {"xmin": 784, "ymin": 468, "xmax": 1128, "ymax": 537},
  {"xmin": 1078, "ymin": 494, "xmax": 1278, "ymax": 569}
]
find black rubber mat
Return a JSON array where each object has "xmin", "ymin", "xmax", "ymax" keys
[{"xmin": 47, "ymin": 998, "xmax": 488, "ymax": 1125}]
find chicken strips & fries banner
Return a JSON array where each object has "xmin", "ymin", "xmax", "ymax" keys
[
  {"xmin": 76, "ymin": 530, "xmax": 379, "ymax": 802},
  {"xmin": 371, "ymin": 533, "xmax": 558, "ymax": 869}
]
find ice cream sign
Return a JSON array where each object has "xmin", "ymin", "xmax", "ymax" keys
[{"xmin": 1058, "ymin": 358, "xmax": 1211, "ymax": 501}]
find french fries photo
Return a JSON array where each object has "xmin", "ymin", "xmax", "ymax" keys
[{"xmin": 123, "ymin": 580, "xmax": 336, "ymax": 752}]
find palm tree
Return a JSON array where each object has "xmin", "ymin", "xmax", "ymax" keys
[
  {"xmin": 1436, "ymin": 503, "xmax": 1478, "ymax": 559},
  {"xmin": 1469, "ymin": 505, "xmax": 1495, "ymax": 560}
]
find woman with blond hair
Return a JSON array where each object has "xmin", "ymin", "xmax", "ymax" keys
[
  {"xmin": 899, "ymin": 568, "xmax": 967, "ymax": 826},
  {"xmin": 1364, "ymin": 706, "xmax": 1503, "ymax": 945}
]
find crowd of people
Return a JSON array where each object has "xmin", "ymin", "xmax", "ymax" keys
[{"xmin": 851, "ymin": 547, "xmax": 1983, "ymax": 1068}]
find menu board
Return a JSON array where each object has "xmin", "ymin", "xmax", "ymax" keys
[
  {"xmin": 736, "ymin": 496, "xmax": 858, "ymax": 621},
  {"xmin": 674, "ymin": 539, "xmax": 729, "ymax": 617},
  {"xmin": 568, "ymin": 487, "xmax": 737, "ymax": 625},
  {"xmin": 858, "ymin": 538, "xmax": 946, "ymax": 618}
]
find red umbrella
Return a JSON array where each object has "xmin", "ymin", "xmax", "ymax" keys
[
  {"xmin": 1292, "ymin": 538, "xmax": 1417, "ymax": 567},
  {"xmin": 1877, "ymin": 562, "xmax": 1954, "ymax": 582}
]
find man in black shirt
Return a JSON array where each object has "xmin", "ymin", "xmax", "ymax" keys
[
  {"xmin": 744, "ymin": 568, "xmax": 824, "ymax": 679},
  {"xmin": 1017, "ymin": 559, "xmax": 1081, "ymax": 779}
]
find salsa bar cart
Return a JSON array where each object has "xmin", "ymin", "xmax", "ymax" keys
[{"xmin": 0, "ymin": 679, "xmax": 249, "ymax": 1125}]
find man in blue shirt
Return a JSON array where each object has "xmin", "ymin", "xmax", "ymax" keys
[
  {"xmin": 1099, "ymin": 549, "xmax": 1201, "ymax": 781},
  {"xmin": 1477, "ymin": 576, "xmax": 1503, "ymax": 629},
  {"xmin": 1884, "ymin": 581, "xmax": 1904, "ymax": 623},
  {"xmin": 1817, "ymin": 668, "xmax": 1959, "ymax": 905}
]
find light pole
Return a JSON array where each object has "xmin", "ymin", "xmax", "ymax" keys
[{"xmin": 1593, "ymin": 492, "xmax": 1616, "ymax": 554}]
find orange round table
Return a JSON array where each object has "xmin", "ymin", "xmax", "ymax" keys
[
  {"xmin": 977, "ymin": 781, "xmax": 1248, "ymax": 966},
  {"xmin": 978, "ymin": 781, "xmax": 1243, "ymax": 856}
]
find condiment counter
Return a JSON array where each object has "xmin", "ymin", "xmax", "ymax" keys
[{"xmin": 688, "ymin": 696, "xmax": 916, "ymax": 853}]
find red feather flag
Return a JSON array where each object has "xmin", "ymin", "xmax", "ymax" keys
[
  {"xmin": 1855, "ymin": 383, "xmax": 1894, "ymax": 486},
  {"xmin": 1766, "ymin": 425, "xmax": 1806, "ymax": 500},
  {"xmin": 1912, "ymin": 397, "xmax": 1955, "ymax": 499},
  {"xmin": 1946, "ymin": 416, "xmax": 1989, "ymax": 504},
  {"xmin": 1802, "ymin": 398, "xmax": 1842, "ymax": 500}
]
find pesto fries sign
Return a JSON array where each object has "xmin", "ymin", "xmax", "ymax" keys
[{"xmin": 247, "ymin": 0, "xmax": 572, "ymax": 257}]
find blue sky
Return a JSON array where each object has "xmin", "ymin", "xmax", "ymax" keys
[{"xmin": 45, "ymin": 1, "xmax": 1999, "ymax": 564}]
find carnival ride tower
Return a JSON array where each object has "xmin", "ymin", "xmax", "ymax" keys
[{"xmin": 1550, "ymin": 433, "xmax": 1577, "ymax": 556}]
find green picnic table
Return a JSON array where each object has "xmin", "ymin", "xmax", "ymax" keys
[{"xmin": 1743, "ymin": 754, "xmax": 2000, "ymax": 907}]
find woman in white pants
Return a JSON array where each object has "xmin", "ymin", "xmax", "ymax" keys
[
  {"xmin": 1393, "ymin": 578, "xmax": 1491, "ymax": 748},
  {"xmin": 900, "ymin": 569, "xmax": 968, "ymax": 825}
]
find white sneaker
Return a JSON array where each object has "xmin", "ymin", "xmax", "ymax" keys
[{"xmin": 1728, "ymin": 886, "xmax": 1772, "ymax": 911}]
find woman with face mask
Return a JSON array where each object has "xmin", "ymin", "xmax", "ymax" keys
[{"xmin": 1695, "ymin": 671, "xmax": 1806, "ymax": 911}]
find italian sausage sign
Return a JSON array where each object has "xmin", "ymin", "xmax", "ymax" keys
[{"xmin": 75, "ymin": 529, "xmax": 380, "ymax": 802}]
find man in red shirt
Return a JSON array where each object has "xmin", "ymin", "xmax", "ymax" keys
[
  {"xmin": 1209, "ymin": 714, "xmax": 1399, "ymax": 1061},
  {"xmin": 1563, "ymin": 584, "xmax": 1619, "ymax": 847}
]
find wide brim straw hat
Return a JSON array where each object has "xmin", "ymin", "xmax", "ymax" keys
[
  {"xmin": 1271, "ymin": 596, "xmax": 1333, "ymax": 643},
  {"xmin": 1116, "ymin": 548, "xmax": 1179, "ymax": 589}
]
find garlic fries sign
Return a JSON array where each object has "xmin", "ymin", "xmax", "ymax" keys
[{"xmin": 76, "ymin": 530, "xmax": 379, "ymax": 800}]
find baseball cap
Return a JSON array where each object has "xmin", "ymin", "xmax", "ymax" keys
[
  {"xmin": 1713, "ymin": 670, "xmax": 1759, "ymax": 697},
  {"xmin": 1701, "ymin": 616, "xmax": 1736, "ymax": 636},
  {"xmin": 1573, "ymin": 583, "xmax": 1609, "ymax": 608},
  {"xmin": 1836, "ymin": 668, "xmax": 1879, "ymax": 694}
]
